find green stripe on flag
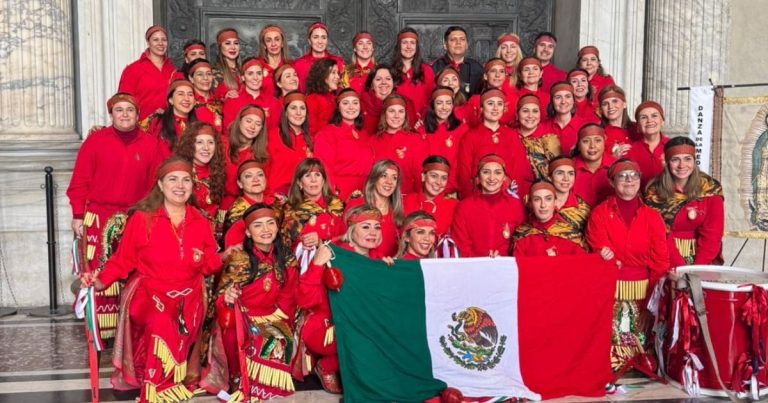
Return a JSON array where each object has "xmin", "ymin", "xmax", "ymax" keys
[{"xmin": 328, "ymin": 245, "xmax": 446, "ymax": 402}]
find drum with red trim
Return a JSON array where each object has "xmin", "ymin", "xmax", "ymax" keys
[{"xmin": 663, "ymin": 265, "xmax": 768, "ymax": 397}]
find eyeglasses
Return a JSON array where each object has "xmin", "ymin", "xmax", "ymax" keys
[{"xmin": 615, "ymin": 171, "xmax": 640, "ymax": 182}]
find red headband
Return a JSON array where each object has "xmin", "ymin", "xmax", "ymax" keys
[
  {"xmin": 578, "ymin": 46, "xmax": 599, "ymax": 60},
  {"xmin": 336, "ymin": 90, "xmax": 359, "ymax": 104},
  {"xmin": 145, "ymin": 25, "xmax": 166, "ymax": 41},
  {"xmin": 436, "ymin": 67, "xmax": 459, "ymax": 83},
  {"xmin": 517, "ymin": 57, "xmax": 541, "ymax": 73},
  {"xmin": 423, "ymin": 162, "xmax": 450, "ymax": 173},
  {"xmin": 478, "ymin": 154, "xmax": 506, "ymax": 173},
  {"xmin": 244, "ymin": 207, "xmax": 276, "ymax": 226},
  {"xmin": 188, "ymin": 61, "xmax": 212, "ymax": 76},
  {"xmin": 353, "ymin": 32, "xmax": 373, "ymax": 45},
  {"xmin": 262, "ymin": 26, "xmax": 283, "ymax": 38},
  {"xmin": 598, "ymin": 88, "xmax": 626, "ymax": 103},
  {"xmin": 169, "ymin": 80, "xmax": 194, "ymax": 94},
  {"xmin": 156, "ymin": 160, "xmax": 193, "ymax": 179},
  {"xmin": 183, "ymin": 44, "xmax": 205, "ymax": 56},
  {"xmin": 578, "ymin": 124, "xmax": 606, "ymax": 140},
  {"xmin": 535, "ymin": 35, "xmax": 556, "ymax": 46},
  {"xmin": 547, "ymin": 158, "xmax": 575, "ymax": 176},
  {"xmin": 241, "ymin": 58, "xmax": 262, "ymax": 75},
  {"xmin": 481, "ymin": 88, "xmax": 505, "ymax": 104},
  {"xmin": 609, "ymin": 160, "xmax": 641, "ymax": 179},
  {"xmin": 431, "ymin": 88, "xmax": 454, "ymax": 102},
  {"xmin": 665, "ymin": 144, "xmax": 696, "ymax": 162},
  {"xmin": 107, "ymin": 93, "xmax": 138, "ymax": 113},
  {"xmin": 239, "ymin": 105, "xmax": 265, "ymax": 122},
  {"xmin": 217, "ymin": 30, "xmax": 239, "ymax": 46},
  {"xmin": 635, "ymin": 100, "xmax": 666, "ymax": 122},
  {"xmin": 195, "ymin": 124, "xmax": 217, "ymax": 138},
  {"xmin": 405, "ymin": 218, "xmax": 437, "ymax": 233},
  {"xmin": 398, "ymin": 31, "xmax": 418, "ymax": 42},
  {"xmin": 274, "ymin": 64, "xmax": 294, "ymax": 80},
  {"xmin": 346, "ymin": 208, "xmax": 382, "ymax": 225},
  {"xmin": 484, "ymin": 59, "xmax": 506, "ymax": 73},
  {"xmin": 237, "ymin": 160, "xmax": 265, "ymax": 177},
  {"xmin": 307, "ymin": 23, "xmax": 328, "ymax": 37},
  {"xmin": 516, "ymin": 94, "xmax": 540, "ymax": 110},
  {"xmin": 383, "ymin": 96, "xmax": 407, "ymax": 110},
  {"xmin": 497, "ymin": 34, "xmax": 520, "ymax": 47},
  {"xmin": 530, "ymin": 181, "xmax": 556, "ymax": 196},
  {"xmin": 283, "ymin": 92, "xmax": 305, "ymax": 106},
  {"xmin": 567, "ymin": 70, "xmax": 588, "ymax": 81},
  {"xmin": 550, "ymin": 82, "xmax": 574, "ymax": 96}
]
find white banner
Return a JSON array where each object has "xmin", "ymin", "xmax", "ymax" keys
[{"xmin": 689, "ymin": 86, "xmax": 714, "ymax": 173}]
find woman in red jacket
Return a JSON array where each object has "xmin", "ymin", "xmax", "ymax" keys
[
  {"xmin": 645, "ymin": 137, "xmax": 724, "ymax": 266},
  {"xmin": 273, "ymin": 64, "xmax": 299, "ymax": 100},
  {"xmin": 212, "ymin": 28, "xmax": 242, "ymax": 100},
  {"xmin": 256, "ymin": 25, "xmax": 290, "ymax": 100},
  {"xmin": 543, "ymin": 81, "xmax": 585, "ymax": 155},
  {"xmin": 598, "ymin": 85, "xmax": 636, "ymax": 155},
  {"xmin": 392, "ymin": 28, "xmax": 434, "ymax": 117},
  {"xmin": 462, "ymin": 58, "xmax": 516, "ymax": 128},
  {"xmin": 628, "ymin": 101, "xmax": 670, "ymax": 187},
  {"xmin": 418, "ymin": 87, "xmax": 468, "ymax": 194},
  {"xmin": 495, "ymin": 33, "xmax": 523, "ymax": 90},
  {"xmin": 313, "ymin": 89, "xmax": 374, "ymax": 200},
  {"xmin": 173, "ymin": 122, "xmax": 226, "ymax": 239},
  {"xmin": 223, "ymin": 160, "xmax": 276, "ymax": 248},
  {"xmin": 118, "ymin": 25, "xmax": 177, "ymax": 123},
  {"xmin": 573, "ymin": 124, "xmax": 615, "ymax": 207},
  {"xmin": 146, "ymin": 80, "xmax": 196, "ymax": 158},
  {"xmin": 89, "ymin": 157, "xmax": 237, "ymax": 403},
  {"xmin": 586, "ymin": 158, "xmax": 670, "ymax": 371},
  {"xmin": 280, "ymin": 158, "xmax": 345, "ymax": 270},
  {"xmin": 370, "ymin": 94, "xmax": 428, "ymax": 194},
  {"xmin": 451, "ymin": 154, "xmax": 526, "ymax": 257},
  {"xmin": 222, "ymin": 105, "xmax": 270, "ymax": 209},
  {"xmin": 360, "ymin": 64, "xmax": 417, "ymax": 135},
  {"xmin": 298, "ymin": 205, "xmax": 384, "ymax": 393},
  {"xmin": 267, "ymin": 91, "xmax": 313, "ymax": 195},
  {"xmin": 568, "ymin": 68, "xmax": 600, "ymax": 124},
  {"xmin": 435, "ymin": 66, "xmax": 468, "ymax": 117},
  {"xmin": 511, "ymin": 180, "xmax": 587, "ymax": 257},
  {"xmin": 577, "ymin": 46, "xmax": 615, "ymax": 98},
  {"xmin": 293, "ymin": 22, "xmax": 344, "ymax": 93},
  {"xmin": 222, "ymin": 58, "xmax": 281, "ymax": 132},
  {"xmin": 306, "ymin": 58, "xmax": 342, "ymax": 134},
  {"xmin": 513, "ymin": 94, "xmax": 561, "ymax": 190},
  {"xmin": 514, "ymin": 57, "xmax": 550, "ymax": 108},
  {"xmin": 456, "ymin": 88, "xmax": 529, "ymax": 198},
  {"xmin": 396, "ymin": 211, "xmax": 438, "ymax": 259},
  {"xmin": 341, "ymin": 31, "xmax": 376, "ymax": 94},
  {"xmin": 403, "ymin": 155, "xmax": 458, "ymax": 239},
  {"xmin": 345, "ymin": 160, "xmax": 404, "ymax": 257},
  {"xmin": 548, "ymin": 156, "xmax": 591, "ymax": 233},
  {"xmin": 186, "ymin": 59, "xmax": 223, "ymax": 133},
  {"xmin": 201, "ymin": 203, "xmax": 298, "ymax": 400}
]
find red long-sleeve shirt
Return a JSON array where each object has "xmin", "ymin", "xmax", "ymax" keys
[
  {"xmin": 344, "ymin": 197, "xmax": 399, "ymax": 257},
  {"xmin": 370, "ymin": 129, "xmax": 429, "ymax": 195},
  {"xmin": 403, "ymin": 192, "xmax": 457, "ymax": 238},
  {"xmin": 573, "ymin": 154, "xmax": 615, "ymax": 207},
  {"xmin": 67, "ymin": 127, "xmax": 161, "ymax": 219},
  {"xmin": 266, "ymin": 127, "xmax": 313, "ymax": 195},
  {"xmin": 543, "ymin": 115, "xmax": 587, "ymax": 156},
  {"xmin": 586, "ymin": 196, "xmax": 670, "ymax": 283},
  {"xmin": 313, "ymin": 122, "xmax": 374, "ymax": 200},
  {"xmin": 193, "ymin": 163, "xmax": 220, "ymax": 219},
  {"xmin": 589, "ymin": 74, "xmax": 615, "ymax": 100},
  {"xmin": 417, "ymin": 121, "xmax": 469, "ymax": 194},
  {"xmin": 360, "ymin": 90, "xmax": 417, "ymax": 136},
  {"xmin": 256, "ymin": 57, "xmax": 287, "ymax": 100},
  {"xmin": 541, "ymin": 63, "xmax": 567, "ymax": 93},
  {"xmin": 98, "ymin": 205, "xmax": 223, "ymax": 289},
  {"xmin": 627, "ymin": 135, "xmax": 669, "ymax": 187},
  {"xmin": 574, "ymin": 98, "xmax": 600, "ymax": 124},
  {"xmin": 451, "ymin": 191, "xmax": 525, "ymax": 257},
  {"xmin": 306, "ymin": 92, "xmax": 336, "ymax": 135},
  {"xmin": 222, "ymin": 87, "xmax": 281, "ymax": 132},
  {"xmin": 395, "ymin": 65, "xmax": 435, "ymax": 118},
  {"xmin": 511, "ymin": 217, "xmax": 587, "ymax": 257},
  {"xmin": 456, "ymin": 124, "xmax": 531, "ymax": 198},
  {"xmin": 118, "ymin": 52, "xmax": 177, "ymax": 120},
  {"xmin": 292, "ymin": 52, "xmax": 345, "ymax": 93}
]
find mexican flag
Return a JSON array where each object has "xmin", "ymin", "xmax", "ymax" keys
[{"xmin": 327, "ymin": 245, "xmax": 616, "ymax": 402}]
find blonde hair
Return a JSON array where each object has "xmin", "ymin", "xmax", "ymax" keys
[
  {"xmin": 395, "ymin": 211, "xmax": 437, "ymax": 258},
  {"xmin": 494, "ymin": 32, "xmax": 522, "ymax": 87}
]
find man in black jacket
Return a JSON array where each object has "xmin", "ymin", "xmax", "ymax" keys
[{"xmin": 431, "ymin": 26, "xmax": 484, "ymax": 99}]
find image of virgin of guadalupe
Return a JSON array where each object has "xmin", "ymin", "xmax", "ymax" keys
[{"xmin": 746, "ymin": 105, "xmax": 768, "ymax": 230}]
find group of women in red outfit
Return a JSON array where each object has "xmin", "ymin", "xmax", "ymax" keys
[{"xmin": 69, "ymin": 23, "xmax": 725, "ymax": 402}]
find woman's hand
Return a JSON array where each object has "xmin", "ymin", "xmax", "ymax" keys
[
  {"xmin": 71, "ymin": 219, "xmax": 84, "ymax": 239},
  {"xmin": 312, "ymin": 244, "xmax": 332, "ymax": 266},
  {"xmin": 225, "ymin": 89, "xmax": 239, "ymax": 99},
  {"xmin": 219, "ymin": 244, "xmax": 242, "ymax": 260},
  {"xmin": 599, "ymin": 246, "xmax": 614, "ymax": 261},
  {"xmin": 81, "ymin": 272, "xmax": 105, "ymax": 291},
  {"xmin": 612, "ymin": 143, "xmax": 632, "ymax": 159},
  {"xmin": 381, "ymin": 256, "xmax": 395, "ymax": 266},
  {"xmin": 489, "ymin": 250, "xmax": 499, "ymax": 258},
  {"xmin": 223, "ymin": 285, "xmax": 241, "ymax": 305},
  {"xmin": 301, "ymin": 232, "xmax": 320, "ymax": 248}
]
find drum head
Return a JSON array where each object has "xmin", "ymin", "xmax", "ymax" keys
[{"xmin": 676, "ymin": 265, "xmax": 768, "ymax": 292}]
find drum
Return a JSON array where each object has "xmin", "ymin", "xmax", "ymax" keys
[{"xmin": 664, "ymin": 265, "xmax": 768, "ymax": 397}]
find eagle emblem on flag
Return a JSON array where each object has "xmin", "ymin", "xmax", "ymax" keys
[{"xmin": 440, "ymin": 307, "xmax": 506, "ymax": 370}]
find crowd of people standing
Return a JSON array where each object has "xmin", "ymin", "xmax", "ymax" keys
[{"xmin": 67, "ymin": 22, "xmax": 725, "ymax": 402}]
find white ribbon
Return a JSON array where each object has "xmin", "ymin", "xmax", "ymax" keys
[
  {"xmin": 647, "ymin": 277, "xmax": 666, "ymax": 315},
  {"xmin": 74, "ymin": 288, "xmax": 88, "ymax": 319},
  {"xmin": 437, "ymin": 236, "xmax": 459, "ymax": 258},
  {"xmin": 295, "ymin": 243, "xmax": 317, "ymax": 274},
  {"xmin": 682, "ymin": 352, "xmax": 704, "ymax": 396}
]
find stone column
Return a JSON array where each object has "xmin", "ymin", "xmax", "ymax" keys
[
  {"xmin": 579, "ymin": 0, "xmax": 646, "ymax": 111},
  {"xmin": 643, "ymin": 0, "xmax": 730, "ymax": 134}
]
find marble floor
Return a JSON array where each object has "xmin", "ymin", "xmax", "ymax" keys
[{"xmin": 0, "ymin": 312, "xmax": 728, "ymax": 403}]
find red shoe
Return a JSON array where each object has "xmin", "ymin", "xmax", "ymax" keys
[{"xmin": 314, "ymin": 364, "xmax": 342, "ymax": 394}]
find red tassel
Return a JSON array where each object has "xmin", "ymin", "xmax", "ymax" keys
[{"xmin": 323, "ymin": 266, "xmax": 344, "ymax": 292}]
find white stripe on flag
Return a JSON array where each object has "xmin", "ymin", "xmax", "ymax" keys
[{"xmin": 421, "ymin": 257, "xmax": 540, "ymax": 400}]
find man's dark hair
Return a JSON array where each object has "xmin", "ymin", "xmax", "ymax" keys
[{"xmin": 443, "ymin": 26, "xmax": 468, "ymax": 42}]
